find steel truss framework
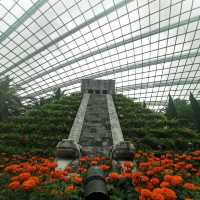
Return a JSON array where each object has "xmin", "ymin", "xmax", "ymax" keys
[{"xmin": 0, "ymin": 0, "xmax": 200, "ymax": 110}]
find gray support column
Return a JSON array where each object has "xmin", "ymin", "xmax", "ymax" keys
[
  {"xmin": 107, "ymin": 94, "xmax": 124, "ymax": 145},
  {"xmin": 68, "ymin": 93, "xmax": 90, "ymax": 143}
]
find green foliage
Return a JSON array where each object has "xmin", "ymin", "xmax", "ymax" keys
[
  {"xmin": 173, "ymin": 98, "xmax": 193, "ymax": 128},
  {"xmin": 52, "ymin": 88, "xmax": 66, "ymax": 101},
  {"xmin": 190, "ymin": 92, "xmax": 200, "ymax": 131},
  {"xmin": 140, "ymin": 136, "xmax": 161, "ymax": 149},
  {"xmin": 166, "ymin": 94, "xmax": 177, "ymax": 119},
  {"xmin": 174, "ymin": 99, "xmax": 192, "ymax": 120},
  {"xmin": 1, "ymin": 91, "xmax": 199, "ymax": 154},
  {"xmin": 163, "ymin": 96, "xmax": 200, "ymax": 130},
  {"xmin": 0, "ymin": 76, "xmax": 22, "ymax": 121},
  {"xmin": 114, "ymin": 94, "xmax": 200, "ymax": 151},
  {"xmin": 0, "ymin": 189, "xmax": 82, "ymax": 200},
  {"xmin": 0, "ymin": 95, "xmax": 81, "ymax": 156},
  {"xmin": 31, "ymin": 88, "xmax": 76, "ymax": 108}
]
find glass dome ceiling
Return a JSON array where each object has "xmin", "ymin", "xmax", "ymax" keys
[{"xmin": 0, "ymin": 0, "xmax": 200, "ymax": 110}]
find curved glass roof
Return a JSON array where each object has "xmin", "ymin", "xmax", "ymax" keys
[{"xmin": 0, "ymin": 0, "xmax": 200, "ymax": 110}]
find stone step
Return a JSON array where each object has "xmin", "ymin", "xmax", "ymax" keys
[
  {"xmin": 81, "ymin": 131, "xmax": 111, "ymax": 136},
  {"xmin": 79, "ymin": 94, "xmax": 113, "ymax": 156}
]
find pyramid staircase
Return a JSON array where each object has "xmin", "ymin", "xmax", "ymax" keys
[{"xmin": 79, "ymin": 94, "xmax": 113, "ymax": 157}]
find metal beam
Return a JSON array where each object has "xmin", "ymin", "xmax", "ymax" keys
[
  {"xmin": 22, "ymin": 50, "xmax": 200, "ymax": 98},
  {"xmin": 0, "ymin": 0, "xmax": 48, "ymax": 43},
  {"xmin": 14, "ymin": 15, "xmax": 200, "ymax": 85},
  {"xmin": 0, "ymin": 0, "xmax": 133, "ymax": 76},
  {"xmin": 116, "ymin": 79, "xmax": 200, "ymax": 92}
]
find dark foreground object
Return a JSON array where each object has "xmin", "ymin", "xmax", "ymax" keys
[
  {"xmin": 56, "ymin": 139, "xmax": 80, "ymax": 159},
  {"xmin": 84, "ymin": 167, "xmax": 108, "ymax": 200},
  {"xmin": 111, "ymin": 141, "xmax": 135, "ymax": 160}
]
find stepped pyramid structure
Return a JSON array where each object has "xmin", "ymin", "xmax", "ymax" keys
[
  {"xmin": 56, "ymin": 79, "xmax": 134, "ymax": 169},
  {"xmin": 79, "ymin": 94, "xmax": 113, "ymax": 157}
]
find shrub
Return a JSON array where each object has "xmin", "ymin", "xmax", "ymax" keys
[{"xmin": 139, "ymin": 136, "xmax": 161, "ymax": 149}]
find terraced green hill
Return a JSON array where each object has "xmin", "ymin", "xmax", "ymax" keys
[
  {"xmin": 0, "ymin": 94, "xmax": 199, "ymax": 157},
  {"xmin": 114, "ymin": 94, "xmax": 200, "ymax": 152},
  {"xmin": 0, "ymin": 95, "xmax": 81, "ymax": 156}
]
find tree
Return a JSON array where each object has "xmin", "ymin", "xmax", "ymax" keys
[
  {"xmin": 174, "ymin": 98, "xmax": 193, "ymax": 127},
  {"xmin": 189, "ymin": 92, "xmax": 200, "ymax": 131},
  {"xmin": 174, "ymin": 99, "xmax": 192, "ymax": 119},
  {"xmin": 166, "ymin": 94, "xmax": 177, "ymax": 119},
  {"xmin": 0, "ymin": 76, "xmax": 22, "ymax": 120},
  {"xmin": 143, "ymin": 101, "xmax": 146, "ymax": 109},
  {"xmin": 52, "ymin": 88, "xmax": 66, "ymax": 101}
]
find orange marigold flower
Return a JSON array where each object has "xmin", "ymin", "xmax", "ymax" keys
[
  {"xmin": 122, "ymin": 172, "xmax": 132, "ymax": 179},
  {"xmin": 39, "ymin": 166, "xmax": 49, "ymax": 173},
  {"xmin": 153, "ymin": 188, "xmax": 163, "ymax": 194},
  {"xmin": 161, "ymin": 187, "xmax": 177, "ymax": 200},
  {"xmin": 146, "ymin": 170, "xmax": 154, "ymax": 176},
  {"xmin": 183, "ymin": 183, "xmax": 197, "ymax": 191},
  {"xmin": 153, "ymin": 166, "xmax": 162, "ymax": 173},
  {"xmin": 8, "ymin": 181, "xmax": 20, "ymax": 190},
  {"xmin": 65, "ymin": 184, "xmax": 76, "ymax": 192},
  {"xmin": 175, "ymin": 162, "xmax": 186, "ymax": 170},
  {"xmin": 132, "ymin": 172, "xmax": 143, "ymax": 185},
  {"xmin": 80, "ymin": 156, "xmax": 89, "ymax": 162},
  {"xmin": 19, "ymin": 172, "xmax": 31, "ymax": 181},
  {"xmin": 161, "ymin": 159, "xmax": 173, "ymax": 167},
  {"xmin": 51, "ymin": 170, "xmax": 65, "ymax": 179},
  {"xmin": 65, "ymin": 166, "xmax": 72, "ymax": 173},
  {"xmin": 170, "ymin": 176, "xmax": 183, "ymax": 186},
  {"xmin": 27, "ymin": 165, "xmax": 37, "ymax": 173},
  {"xmin": 139, "ymin": 162, "xmax": 151, "ymax": 170},
  {"xmin": 107, "ymin": 172, "xmax": 120, "ymax": 181},
  {"xmin": 94, "ymin": 156, "xmax": 104, "ymax": 162},
  {"xmin": 146, "ymin": 182, "xmax": 154, "ymax": 190},
  {"xmin": 29, "ymin": 176, "xmax": 40, "ymax": 185},
  {"xmin": 21, "ymin": 179, "xmax": 37, "ymax": 191},
  {"xmin": 78, "ymin": 167, "xmax": 87, "ymax": 174},
  {"xmin": 135, "ymin": 186, "xmax": 142, "ymax": 193},
  {"xmin": 91, "ymin": 160, "xmax": 98, "ymax": 166},
  {"xmin": 151, "ymin": 192, "xmax": 165, "ymax": 200},
  {"xmin": 121, "ymin": 161, "xmax": 133, "ymax": 169},
  {"xmin": 192, "ymin": 150, "xmax": 200, "ymax": 156},
  {"xmin": 140, "ymin": 188, "xmax": 152, "ymax": 198},
  {"xmin": 11, "ymin": 176, "xmax": 20, "ymax": 182},
  {"xmin": 160, "ymin": 181, "xmax": 170, "ymax": 188},
  {"xmin": 99, "ymin": 164, "xmax": 110, "ymax": 171},
  {"xmin": 72, "ymin": 176, "xmax": 82, "ymax": 184},
  {"xmin": 140, "ymin": 175, "xmax": 149, "ymax": 183},
  {"xmin": 132, "ymin": 172, "xmax": 143, "ymax": 180},
  {"xmin": 185, "ymin": 164, "xmax": 193, "ymax": 170},
  {"xmin": 5, "ymin": 164, "xmax": 21, "ymax": 174},
  {"xmin": 45, "ymin": 161, "xmax": 57, "ymax": 169},
  {"xmin": 150, "ymin": 177, "xmax": 160, "ymax": 185},
  {"xmin": 163, "ymin": 175, "xmax": 172, "ymax": 182}
]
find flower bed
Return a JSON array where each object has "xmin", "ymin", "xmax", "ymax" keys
[{"xmin": 0, "ymin": 150, "xmax": 200, "ymax": 200}]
